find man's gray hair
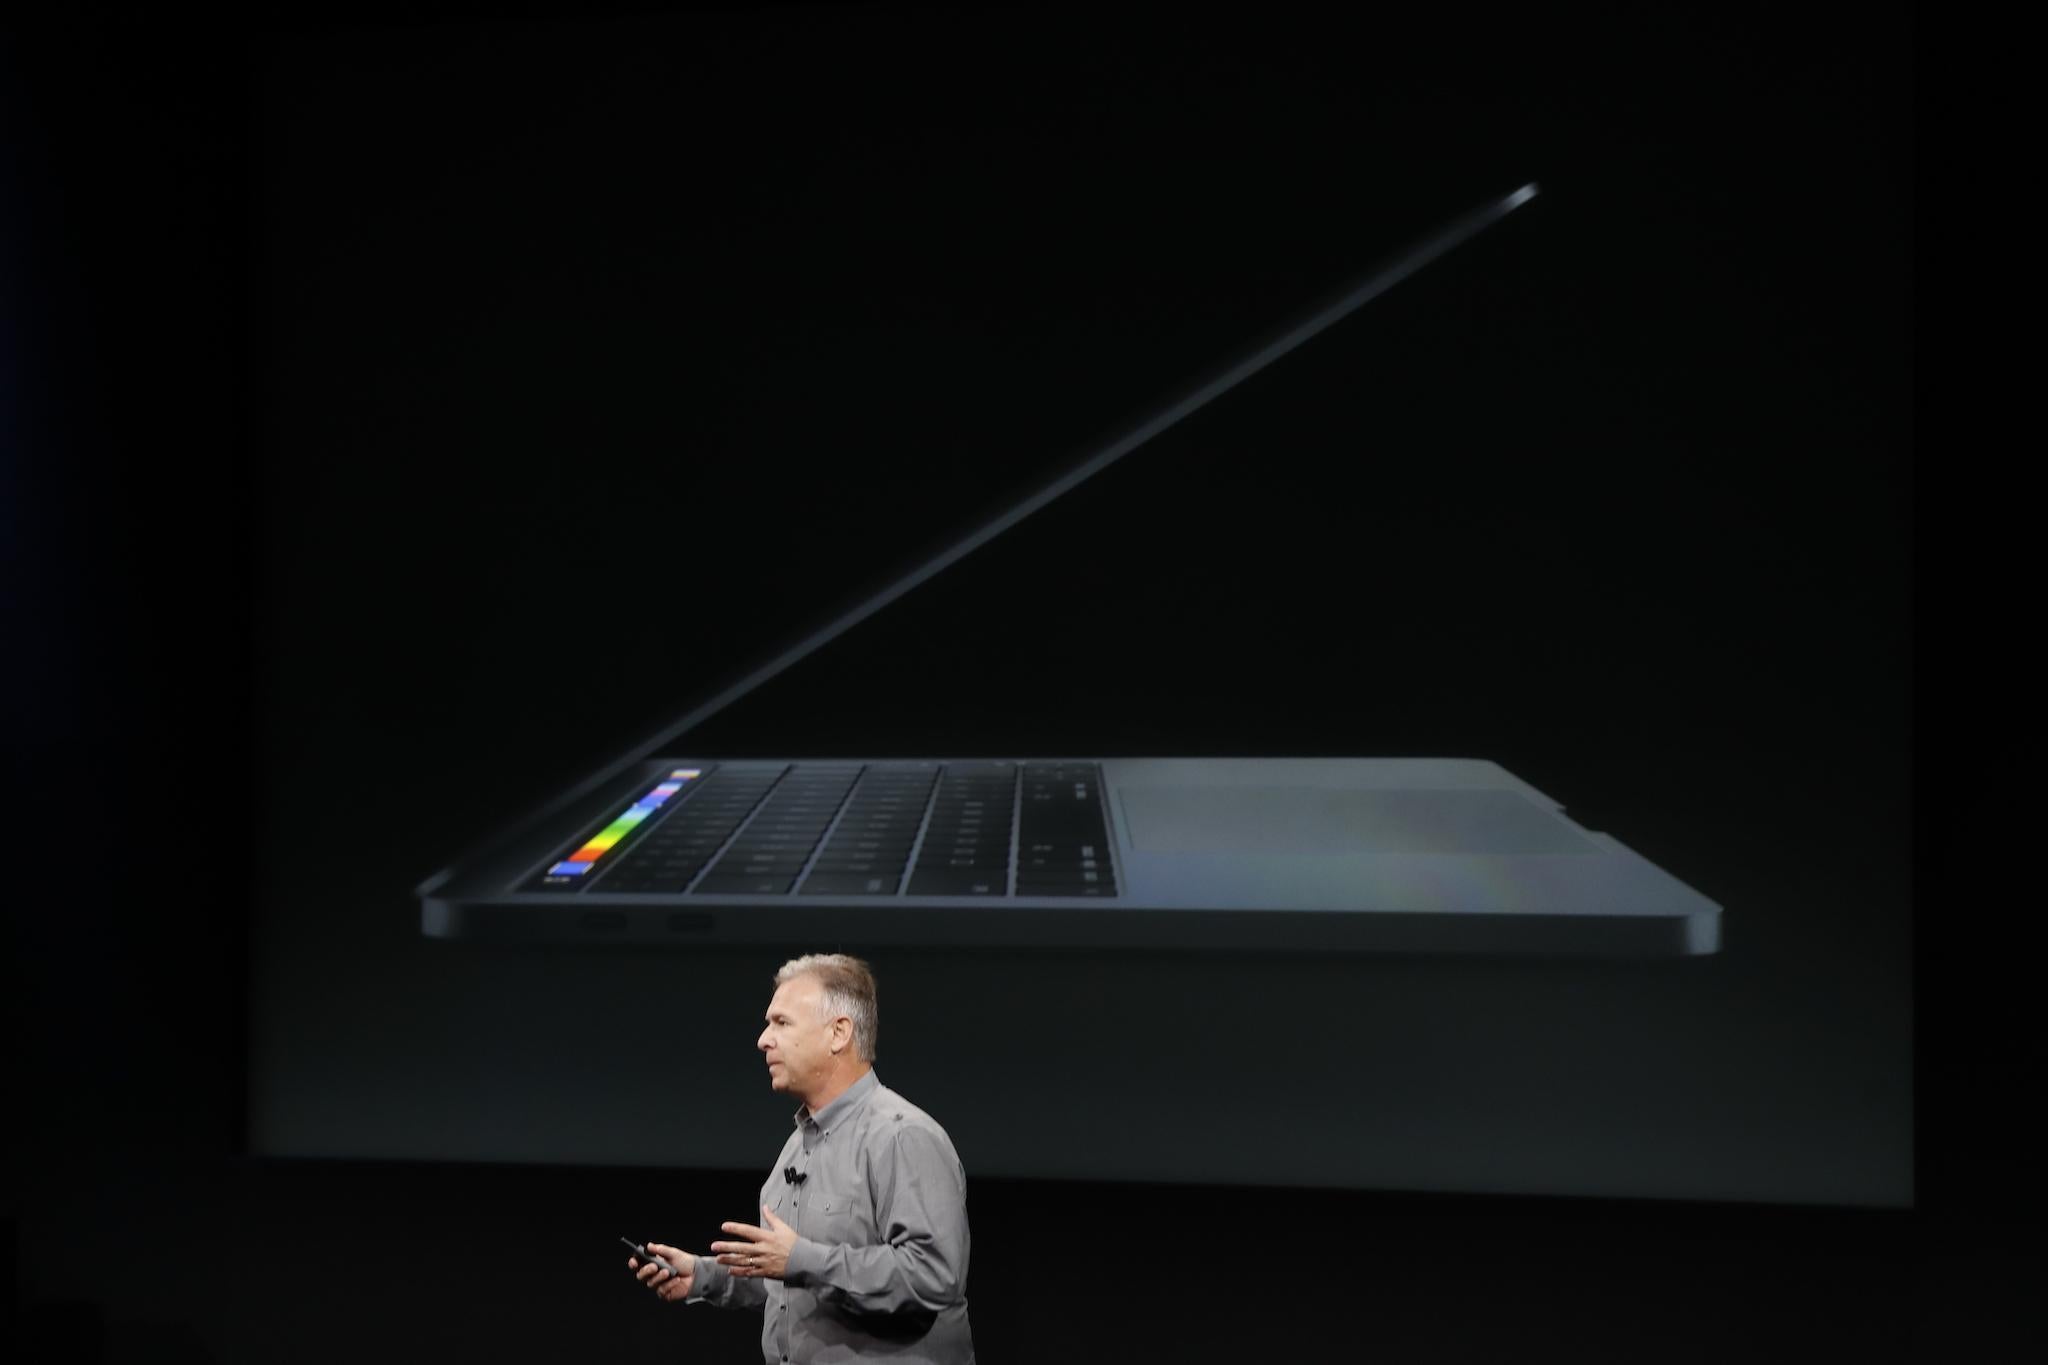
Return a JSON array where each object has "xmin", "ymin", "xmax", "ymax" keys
[{"xmin": 775, "ymin": 953, "xmax": 879, "ymax": 1063}]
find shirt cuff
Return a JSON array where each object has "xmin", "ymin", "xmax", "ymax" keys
[
  {"xmin": 782, "ymin": 1237, "xmax": 826, "ymax": 1287},
  {"xmin": 685, "ymin": 1254, "xmax": 725, "ymax": 1302}
]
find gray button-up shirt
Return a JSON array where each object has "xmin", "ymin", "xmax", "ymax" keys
[{"xmin": 689, "ymin": 1071, "xmax": 975, "ymax": 1364}]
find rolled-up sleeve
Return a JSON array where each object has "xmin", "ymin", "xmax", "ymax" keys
[{"xmin": 781, "ymin": 1123, "xmax": 969, "ymax": 1316}]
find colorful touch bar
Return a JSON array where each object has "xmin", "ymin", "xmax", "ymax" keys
[{"xmin": 541, "ymin": 769, "xmax": 702, "ymax": 883}]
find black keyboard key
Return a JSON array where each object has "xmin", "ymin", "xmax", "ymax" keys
[
  {"xmin": 1017, "ymin": 882, "xmax": 1117, "ymax": 897},
  {"xmin": 905, "ymin": 870, "xmax": 1007, "ymax": 896},
  {"xmin": 711, "ymin": 859, "xmax": 815, "ymax": 878},
  {"xmin": 720, "ymin": 864, "xmax": 814, "ymax": 881},
  {"xmin": 919, "ymin": 854, "xmax": 1007, "ymax": 870},
  {"xmin": 692, "ymin": 874, "xmax": 796, "ymax": 895},
  {"xmin": 799, "ymin": 873, "xmax": 903, "ymax": 896},
  {"xmin": 921, "ymin": 834, "xmax": 1005, "ymax": 850},
  {"xmin": 817, "ymin": 838, "xmax": 910, "ymax": 856},
  {"xmin": 594, "ymin": 873, "xmax": 682, "ymax": 893}
]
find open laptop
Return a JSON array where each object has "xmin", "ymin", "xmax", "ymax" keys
[{"xmin": 416, "ymin": 183, "xmax": 1723, "ymax": 957}]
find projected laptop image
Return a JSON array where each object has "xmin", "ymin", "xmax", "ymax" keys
[{"xmin": 417, "ymin": 184, "xmax": 1722, "ymax": 957}]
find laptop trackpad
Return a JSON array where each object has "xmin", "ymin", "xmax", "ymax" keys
[{"xmin": 1119, "ymin": 787, "xmax": 1596, "ymax": 856}]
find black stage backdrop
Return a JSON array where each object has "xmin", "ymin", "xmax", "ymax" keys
[{"xmin": 5, "ymin": 4, "xmax": 1987, "ymax": 1362}]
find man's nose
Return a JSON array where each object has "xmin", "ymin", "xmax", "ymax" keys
[{"xmin": 757, "ymin": 1028, "xmax": 772, "ymax": 1051}]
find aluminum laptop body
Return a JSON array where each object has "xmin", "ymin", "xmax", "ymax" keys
[{"xmin": 415, "ymin": 185, "xmax": 1724, "ymax": 958}]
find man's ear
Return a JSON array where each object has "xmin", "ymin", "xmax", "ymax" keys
[{"xmin": 830, "ymin": 1015, "xmax": 853, "ymax": 1054}]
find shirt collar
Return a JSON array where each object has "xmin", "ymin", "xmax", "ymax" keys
[{"xmin": 796, "ymin": 1068, "xmax": 879, "ymax": 1136}]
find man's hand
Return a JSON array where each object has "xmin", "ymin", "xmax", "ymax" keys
[
  {"xmin": 710, "ymin": 1206, "xmax": 800, "ymax": 1279},
  {"xmin": 628, "ymin": 1243, "xmax": 697, "ymax": 1302}
]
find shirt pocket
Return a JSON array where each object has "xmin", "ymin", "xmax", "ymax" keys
[
  {"xmin": 803, "ymin": 1185, "xmax": 873, "ymax": 1245},
  {"xmin": 761, "ymin": 1182, "xmax": 791, "ymax": 1225}
]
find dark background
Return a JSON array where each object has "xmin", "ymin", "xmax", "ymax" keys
[
  {"xmin": 5, "ymin": 2, "xmax": 1980, "ymax": 1361},
  {"xmin": 241, "ymin": 0, "xmax": 1914, "ymax": 1197}
]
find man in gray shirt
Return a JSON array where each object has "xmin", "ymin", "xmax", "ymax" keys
[{"xmin": 631, "ymin": 953, "xmax": 975, "ymax": 1363}]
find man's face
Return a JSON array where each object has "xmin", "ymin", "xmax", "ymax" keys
[{"xmin": 758, "ymin": 974, "xmax": 839, "ymax": 1098}]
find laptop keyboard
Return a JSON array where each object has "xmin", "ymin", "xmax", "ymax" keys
[{"xmin": 533, "ymin": 762, "xmax": 1117, "ymax": 898}]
